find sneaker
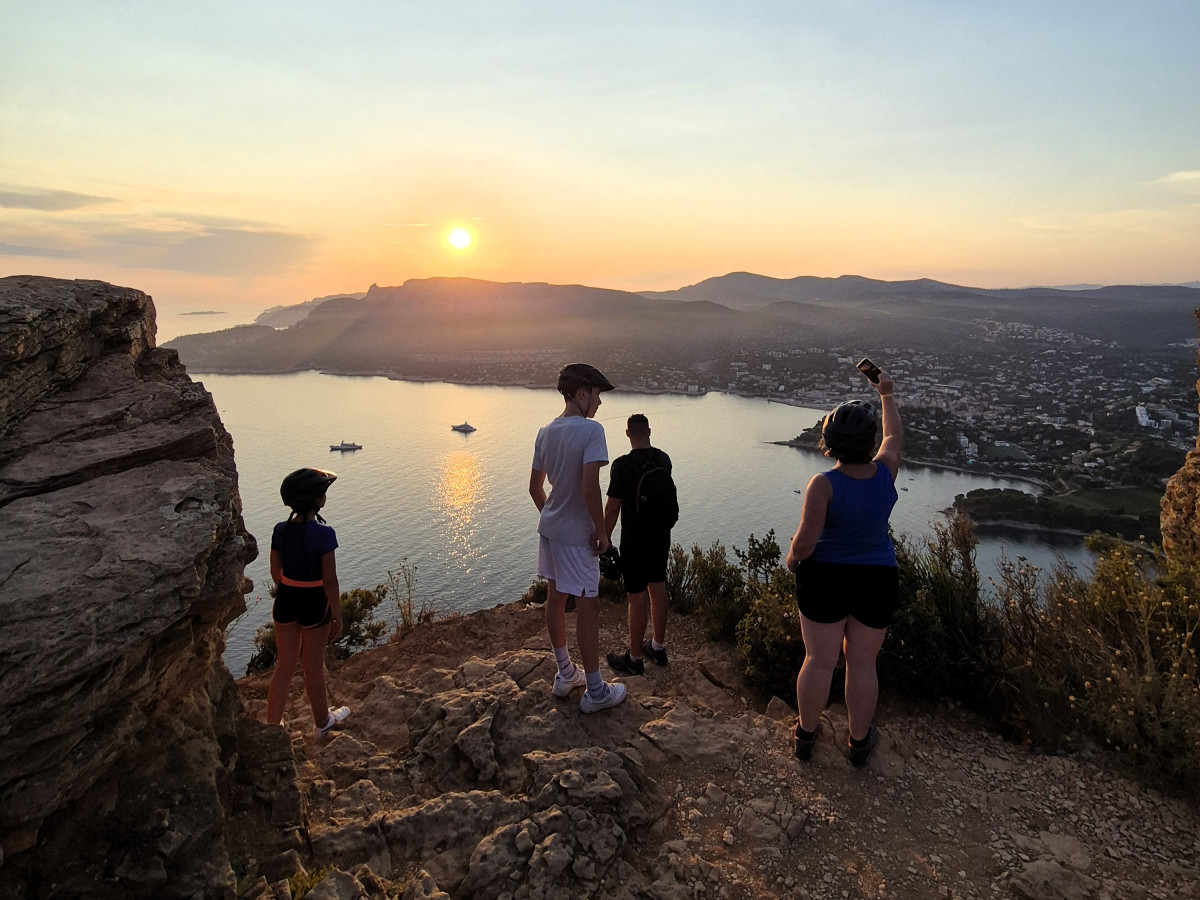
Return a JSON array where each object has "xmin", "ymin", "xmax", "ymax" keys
[
  {"xmin": 849, "ymin": 724, "xmax": 879, "ymax": 768},
  {"xmin": 579, "ymin": 681, "xmax": 627, "ymax": 713},
  {"xmin": 552, "ymin": 666, "xmax": 587, "ymax": 697},
  {"xmin": 606, "ymin": 649, "xmax": 644, "ymax": 676},
  {"xmin": 641, "ymin": 640, "xmax": 669, "ymax": 666},
  {"xmin": 792, "ymin": 720, "xmax": 819, "ymax": 762},
  {"xmin": 315, "ymin": 706, "xmax": 350, "ymax": 740}
]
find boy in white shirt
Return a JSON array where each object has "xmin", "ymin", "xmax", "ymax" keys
[{"xmin": 529, "ymin": 363, "xmax": 627, "ymax": 712}]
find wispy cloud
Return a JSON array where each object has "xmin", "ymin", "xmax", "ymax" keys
[
  {"xmin": 156, "ymin": 228, "xmax": 317, "ymax": 276},
  {"xmin": 0, "ymin": 240, "xmax": 79, "ymax": 258},
  {"xmin": 1153, "ymin": 170, "xmax": 1200, "ymax": 194},
  {"xmin": 0, "ymin": 189, "xmax": 116, "ymax": 211}
]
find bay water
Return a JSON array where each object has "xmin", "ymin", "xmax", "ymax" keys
[{"xmin": 201, "ymin": 372, "xmax": 1089, "ymax": 674}]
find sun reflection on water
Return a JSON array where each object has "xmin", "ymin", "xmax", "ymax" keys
[{"xmin": 434, "ymin": 451, "xmax": 483, "ymax": 559}]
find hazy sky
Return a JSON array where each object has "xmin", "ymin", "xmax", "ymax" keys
[{"xmin": 2, "ymin": 1, "xmax": 1198, "ymax": 331}]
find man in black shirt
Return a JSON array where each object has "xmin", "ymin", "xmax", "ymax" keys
[{"xmin": 604, "ymin": 414, "xmax": 676, "ymax": 675}]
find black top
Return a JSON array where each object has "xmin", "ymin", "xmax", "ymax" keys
[{"xmin": 607, "ymin": 447, "xmax": 673, "ymax": 536}]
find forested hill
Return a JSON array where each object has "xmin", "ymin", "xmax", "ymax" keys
[{"xmin": 164, "ymin": 275, "xmax": 1199, "ymax": 376}]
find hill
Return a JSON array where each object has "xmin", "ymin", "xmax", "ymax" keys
[{"xmin": 164, "ymin": 274, "xmax": 1200, "ymax": 379}]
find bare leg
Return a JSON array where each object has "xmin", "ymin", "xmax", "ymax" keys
[
  {"xmin": 300, "ymin": 622, "xmax": 333, "ymax": 726},
  {"xmin": 646, "ymin": 581, "xmax": 668, "ymax": 646},
  {"xmin": 545, "ymin": 579, "xmax": 569, "ymax": 649},
  {"xmin": 626, "ymin": 589, "xmax": 649, "ymax": 655},
  {"xmin": 266, "ymin": 620, "xmax": 302, "ymax": 725},
  {"xmin": 843, "ymin": 616, "xmax": 888, "ymax": 741},
  {"xmin": 795, "ymin": 616, "xmax": 848, "ymax": 733},
  {"xmin": 575, "ymin": 594, "xmax": 600, "ymax": 673}
]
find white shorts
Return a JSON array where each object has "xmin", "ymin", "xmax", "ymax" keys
[{"xmin": 537, "ymin": 535, "xmax": 600, "ymax": 598}]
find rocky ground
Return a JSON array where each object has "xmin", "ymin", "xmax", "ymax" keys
[{"xmin": 231, "ymin": 595, "xmax": 1200, "ymax": 900}]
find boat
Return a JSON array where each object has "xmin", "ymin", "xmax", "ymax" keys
[
  {"xmin": 451, "ymin": 422, "xmax": 477, "ymax": 433},
  {"xmin": 330, "ymin": 440, "xmax": 362, "ymax": 451}
]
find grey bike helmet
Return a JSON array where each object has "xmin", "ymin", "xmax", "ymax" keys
[
  {"xmin": 557, "ymin": 363, "xmax": 615, "ymax": 398},
  {"xmin": 280, "ymin": 467, "xmax": 338, "ymax": 513},
  {"xmin": 821, "ymin": 400, "xmax": 877, "ymax": 460}
]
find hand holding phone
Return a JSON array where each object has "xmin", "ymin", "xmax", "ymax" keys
[{"xmin": 856, "ymin": 357, "xmax": 881, "ymax": 384}]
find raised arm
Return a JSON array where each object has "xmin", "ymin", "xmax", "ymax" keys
[{"xmin": 872, "ymin": 371, "xmax": 903, "ymax": 481}]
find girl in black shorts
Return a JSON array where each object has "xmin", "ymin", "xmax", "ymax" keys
[
  {"xmin": 265, "ymin": 467, "xmax": 350, "ymax": 741},
  {"xmin": 785, "ymin": 370, "xmax": 903, "ymax": 766}
]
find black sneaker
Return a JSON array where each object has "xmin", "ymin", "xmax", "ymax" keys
[
  {"xmin": 606, "ymin": 649, "xmax": 644, "ymax": 675},
  {"xmin": 641, "ymin": 640, "xmax": 669, "ymax": 666},
  {"xmin": 849, "ymin": 725, "xmax": 879, "ymax": 767}
]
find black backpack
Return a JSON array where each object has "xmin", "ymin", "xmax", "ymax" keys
[{"xmin": 633, "ymin": 456, "xmax": 679, "ymax": 530}]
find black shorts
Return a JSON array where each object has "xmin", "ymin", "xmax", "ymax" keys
[
  {"xmin": 273, "ymin": 583, "xmax": 331, "ymax": 628},
  {"xmin": 794, "ymin": 559, "xmax": 899, "ymax": 630},
  {"xmin": 620, "ymin": 530, "xmax": 672, "ymax": 594}
]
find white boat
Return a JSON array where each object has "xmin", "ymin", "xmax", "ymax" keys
[
  {"xmin": 330, "ymin": 440, "xmax": 363, "ymax": 451},
  {"xmin": 451, "ymin": 422, "xmax": 477, "ymax": 433}
]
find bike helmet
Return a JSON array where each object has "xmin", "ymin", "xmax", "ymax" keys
[
  {"xmin": 821, "ymin": 400, "xmax": 877, "ymax": 461},
  {"xmin": 280, "ymin": 467, "xmax": 338, "ymax": 513},
  {"xmin": 557, "ymin": 363, "xmax": 615, "ymax": 398}
]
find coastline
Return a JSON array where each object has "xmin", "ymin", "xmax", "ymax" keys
[
  {"xmin": 185, "ymin": 363, "xmax": 1047, "ymax": 490},
  {"xmin": 771, "ymin": 438, "xmax": 1052, "ymax": 490}
]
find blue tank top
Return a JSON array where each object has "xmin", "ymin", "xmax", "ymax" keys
[{"xmin": 810, "ymin": 465, "xmax": 898, "ymax": 567}]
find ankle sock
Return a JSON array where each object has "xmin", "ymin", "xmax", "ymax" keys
[
  {"xmin": 584, "ymin": 670, "xmax": 604, "ymax": 697},
  {"xmin": 629, "ymin": 650, "xmax": 642, "ymax": 662},
  {"xmin": 795, "ymin": 724, "xmax": 816, "ymax": 741},
  {"xmin": 850, "ymin": 733, "xmax": 871, "ymax": 748},
  {"xmin": 651, "ymin": 639, "xmax": 664, "ymax": 652}
]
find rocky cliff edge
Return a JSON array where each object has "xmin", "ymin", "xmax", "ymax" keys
[{"xmin": 0, "ymin": 276, "xmax": 257, "ymax": 898}]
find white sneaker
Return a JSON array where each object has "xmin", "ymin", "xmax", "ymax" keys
[
  {"xmin": 579, "ymin": 682, "xmax": 627, "ymax": 713},
  {"xmin": 552, "ymin": 667, "xmax": 587, "ymax": 697},
  {"xmin": 315, "ymin": 705, "xmax": 350, "ymax": 740}
]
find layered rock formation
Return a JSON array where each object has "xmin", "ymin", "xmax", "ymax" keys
[
  {"xmin": 0, "ymin": 276, "xmax": 257, "ymax": 898},
  {"xmin": 1161, "ymin": 308, "xmax": 1200, "ymax": 561}
]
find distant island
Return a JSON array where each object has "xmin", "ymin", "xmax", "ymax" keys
[{"xmin": 180, "ymin": 310, "xmax": 226, "ymax": 316}]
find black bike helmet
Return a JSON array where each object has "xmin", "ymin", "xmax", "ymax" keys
[
  {"xmin": 557, "ymin": 363, "xmax": 615, "ymax": 398},
  {"xmin": 280, "ymin": 467, "xmax": 338, "ymax": 513},
  {"xmin": 821, "ymin": 400, "xmax": 877, "ymax": 461}
]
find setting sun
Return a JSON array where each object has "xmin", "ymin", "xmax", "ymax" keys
[{"xmin": 447, "ymin": 227, "xmax": 472, "ymax": 250}]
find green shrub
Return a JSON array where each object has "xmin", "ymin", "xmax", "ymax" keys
[
  {"xmin": 520, "ymin": 577, "xmax": 548, "ymax": 606},
  {"xmin": 243, "ymin": 580, "xmax": 390, "ymax": 674},
  {"xmin": 1000, "ymin": 536, "xmax": 1200, "ymax": 784},
  {"xmin": 734, "ymin": 566, "xmax": 805, "ymax": 699},
  {"xmin": 665, "ymin": 540, "xmax": 745, "ymax": 639},
  {"xmin": 883, "ymin": 516, "xmax": 1003, "ymax": 705}
]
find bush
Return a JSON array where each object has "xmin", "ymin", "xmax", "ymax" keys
[
  {"xmin": 883, "ymin": 516, "xmax": 1004, "ymax": 705},
  {"xmin": 665, "ymin": 540, "xmax": 746, "ymax": 640},
  {"xmin": 734, "ymin": 565, "xmax": 804, "ymax": 699},
  {"xmin": 1000, "ymin": 536, "xmax": 1200, "ymax": 784},
  {"xmin": 244, "ymin": 580, "xmax": 390, "ymax": 674}
]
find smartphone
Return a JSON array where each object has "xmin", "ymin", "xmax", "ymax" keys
[{"xmin": 856, "ymin": 357, "xmax": 881, "ymax": 384}]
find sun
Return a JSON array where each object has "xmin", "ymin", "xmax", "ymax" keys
[{"xmin": 447, "ymin": 226, "xmax": 472, "ymax": 250}]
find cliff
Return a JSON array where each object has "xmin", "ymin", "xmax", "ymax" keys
[
  {"xmin": 0, "ymin": 277, "xmax": 258, "ymax": 898},
  {"xmin": 1161, "ymin": 308, "xmax": 1200, "ymax": 561}
]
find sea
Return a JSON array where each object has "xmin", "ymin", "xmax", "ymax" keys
[{"xmin": 200, "ymin": 372, "xmax": 1091, "ymax": 675}]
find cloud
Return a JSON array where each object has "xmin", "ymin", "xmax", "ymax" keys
[
  {"xmin": 1153, "ymin": 170, "xmax": 1200, "ymax": 194},
  {"xmin": 0, "ymin": 189, "xmax": 116, "ymax": 211},
  {"xmin": 0, "ymin": 240, "xmax": 81, "ymax": 258},
  {"xmin": 155, "ymin": 228, "xmax": 317, "ymax": 276}
]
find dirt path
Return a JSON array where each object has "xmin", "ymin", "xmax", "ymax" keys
[{"xmin": 236, "ymin": 596, "xmax": 1200, "ymax": 899}]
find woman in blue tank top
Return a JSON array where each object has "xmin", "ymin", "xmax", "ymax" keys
[{"xmin": 784, "ymin": 370, "xmax": 903, "ymax": 767}]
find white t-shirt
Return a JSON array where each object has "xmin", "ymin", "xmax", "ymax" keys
[{"xmin": 532, "ymin": 415, "xmax": 609, "ymax": 546}]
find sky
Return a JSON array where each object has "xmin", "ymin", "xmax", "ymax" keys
[{"xmin": 2, "ymin": 1, "xmax": 1198, "ymax": 338}]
